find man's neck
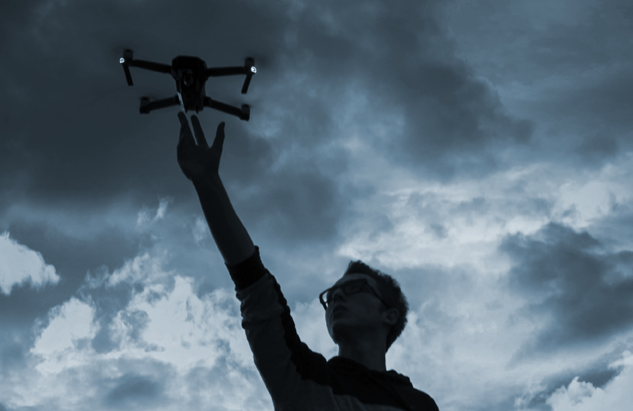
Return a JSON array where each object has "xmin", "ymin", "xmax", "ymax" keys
[{"xmin": 338, "ymin": 341, "xmax": 387, "ymax": 372}]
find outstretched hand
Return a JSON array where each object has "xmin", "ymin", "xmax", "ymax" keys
[{"xmin": 177, "ymin": 112, "xmax": 225, "ymax": 183}]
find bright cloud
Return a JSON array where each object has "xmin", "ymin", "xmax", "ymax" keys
[
  {"xmin": 106, "ymin": 251, "xmax": 170, "ymax": 287},
  {"xmin": 192, "ymin": 216, "xmax": 209, "ymax": 243},
  {"xmin": 113, "ymin": 274, "xmax": 254, "ymax": 372},
  {"xmin": 14, "ymin": 248, "xmax": 268, "ymax": 411},
  {"xmin": 0, "ymin": 231, "xmax": 60, "ymax": 295},
  {"xmin": 137, "ymin": 198, "xmax": 173, "ymax": 228},
  {"xmin": 547, "ymin": 351, "xmax": 633, "ymax": 411},
  {"xmin": 31, "ymin": 297, "xmax": 97, "ymax": 374}
]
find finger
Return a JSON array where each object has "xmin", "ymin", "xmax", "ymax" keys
[
  {"xmin": 211, "ymin": 122, "xmax": 226, "ymax": 153},
  {"xmin": 178, "ymin": 112, "xmax": 195, "ymax": 147},
  {"xmin": 190, "ymin": 115, "xmax": 209, "ymax": 149}
]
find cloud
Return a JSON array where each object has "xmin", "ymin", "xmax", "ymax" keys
[
  {"xmin": 257, "ymin": 0, "xmax": 534, "ymax": 180},
  {"xmin": 500, "ymin": 222, "xmax": 633, "ymax": 359},
  {"xmin": 0, "ymin": 0, "xmax": 535, "ymax": 257},
  {"xmin": 136, "ymin": 197, "xmax": 173, "ymax": 229},
  {"xmin": 10, "ymin": 248, "xmax": 270, "ymax": 411},
  {"xmin": 546, "ymin": 351, "xmax": 633, "ymax": 411},
  {"xmin": 106, "ymin": 251, "xmax": 172, "ymax": 288},
  {"xmin": 104, "ymin": 373, "xmax": 163, "ymax": 408},
  {"xmin": 192, "ymin": 216, "xmax": 209, "ymax": 244},
  {"xmin": 0, "ymin": 231, "xmax": 60, "ymax": 295},
  {"xmin": 442, "ymin": 0, "xmax": 633, "ymax": 168},
  {"xmin": 1, "ymin": 1, "xmax": 633, "ymax": 410},
  {"xmin": 31, "ymin": 297, "xmax": 97, "ymax": 374}
]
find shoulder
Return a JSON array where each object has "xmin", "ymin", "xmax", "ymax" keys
[
  {"xmin": 394, "ymin": 382, "xmax": 439, "ymax": 411},
  {"xmin": 411, "ymin": 388, "xmax": 439, "ymax": 411}
]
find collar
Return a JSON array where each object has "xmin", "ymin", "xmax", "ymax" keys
[{"xmin": 328, "ymin": 356, "xmax": 413, "ymax": 387}]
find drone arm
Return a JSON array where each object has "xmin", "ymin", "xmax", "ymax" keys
[
  {"xmin": 204, "ymin": 97, "xmax": 250, "ymax": 121},
  {"xmin": 140, "ymin": 95, "xmax": 181, "ymax": 114},
  {"xmin": 205, "ymin": 66, "xmax": 247, "ymax": 77},
  {"xmin": 120, "ymin": 49, "xmax": 172, "ymax": 87},
  {"xmin": 126, "ymin": 59, "xmax": 172, "ymax": 74},
  {"xmin": 206, "ymin": 58, "xmax": 256, "ymax": 94}
]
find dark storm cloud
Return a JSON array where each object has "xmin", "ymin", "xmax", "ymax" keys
[
  {"xmin": 0, "ymin": 0, "xmax": 533, "ymax": 251},
  {"xmin": 0, "ymin": 0, "xmax": 285, "ymax": 205},
  {"xmin": 0, "ymin": 0, "xmax": 41, "ymax": 47},
  {"xmin": 236, "ymin": 164, "xmax": 356, "ymax": 244},
  {"xmin": 500, "ymin": 222, "xmax": 633, "ymax": 359},
  {"xmin": 443, "ymin": 0, "xmax": 633, "ymax": 167},
  {"xmin": 267, "ymin": 0, "xmax": 534, "ymax": 178}
]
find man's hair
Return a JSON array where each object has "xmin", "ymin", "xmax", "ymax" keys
[{"xmin": 343, "ymin": 260, "xmax": 409, "ymax": 352}]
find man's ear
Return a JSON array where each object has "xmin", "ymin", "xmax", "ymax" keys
[{"xmin": 384, "ymin": 308, "xmax": 399, "ymax": 326}]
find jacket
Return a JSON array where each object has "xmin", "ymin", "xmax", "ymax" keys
[{"xmin": 226, "ymin": 246, "xmax": 439, "ymax": 411}]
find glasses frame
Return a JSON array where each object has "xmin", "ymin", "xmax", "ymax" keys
[{"xmin": 319, "ymin": 279, "xmax": 391, "ymax": 311}]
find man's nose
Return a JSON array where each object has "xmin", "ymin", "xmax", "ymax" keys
[{"xmin": 331, "ymin": 287, "xmax": 346, "ymax": 302}]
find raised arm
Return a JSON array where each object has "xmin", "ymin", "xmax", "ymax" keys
[{"xmin": 177, "ymin": 112, "xmax": 255, "ymax": 266}]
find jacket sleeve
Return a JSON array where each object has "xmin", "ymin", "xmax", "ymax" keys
[{"xmin": 225, "ymin": 246, "xmax": 332, "ymax": 409}]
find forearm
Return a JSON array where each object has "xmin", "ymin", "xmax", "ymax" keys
[{"xmin": 193, "ymin": 175, "xmax": 255, "ymax": 266}]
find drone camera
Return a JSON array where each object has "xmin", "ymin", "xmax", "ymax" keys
[{"xmin": 183, "ymin": 72, "xmax": 194, "ymax": 87}]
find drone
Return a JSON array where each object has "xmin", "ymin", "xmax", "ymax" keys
[{"xmin": 119, "ymin": 49, "xmax": 256, "ymax": 121}]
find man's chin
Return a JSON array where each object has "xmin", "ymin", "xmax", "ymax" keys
[{"xmin": 329, "ymin": 322, "xmax": 353, "ymax": 343}]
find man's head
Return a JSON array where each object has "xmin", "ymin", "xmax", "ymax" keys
[{"xmin": 321, "ymin": 260, "xmax": 409, "ymax": 353}]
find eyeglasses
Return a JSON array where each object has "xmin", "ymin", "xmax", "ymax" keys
[{"xmin": 319, "ymin": 279, "xmax": 390, "ymax": 311}]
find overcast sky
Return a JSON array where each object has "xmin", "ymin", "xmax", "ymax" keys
[{"xmin": 1, "ymin": 0, "xmax": 632, "ymax": 410}]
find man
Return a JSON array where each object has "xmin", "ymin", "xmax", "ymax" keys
[{"xmin": 177, "ymin": 112, "xmax": 439, "ymax": 411}]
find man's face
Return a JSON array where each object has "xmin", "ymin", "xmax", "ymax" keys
[{"xmin": 325, "ymin": 273, "xmax": 393, "ymax": 345}]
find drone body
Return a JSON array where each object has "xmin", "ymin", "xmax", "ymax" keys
[{"xmin": 120, "ymin": 49, "xmax": 256, "ymax": 121}]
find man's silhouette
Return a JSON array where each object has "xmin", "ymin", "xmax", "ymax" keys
[{"xmin": 177, "ymin": 112, "xmax": 439, "ymax": 411}]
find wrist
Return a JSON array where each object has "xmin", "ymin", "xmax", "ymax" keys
[{"xmin": 193, "ymin": 174, "xmax": 221, "ymax": 190}]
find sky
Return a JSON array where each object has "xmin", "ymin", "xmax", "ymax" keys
[{"xmin": 1, "ymin": 0, "xmax": 632, "ymax": 410}]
